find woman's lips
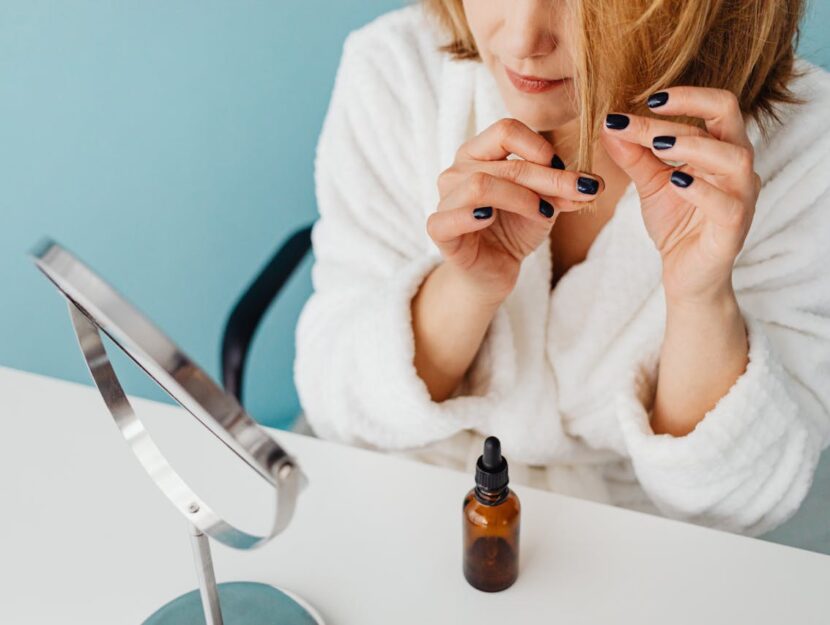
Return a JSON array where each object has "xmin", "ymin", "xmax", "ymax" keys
[{"xmin": 504, "ymin": 65, "xmax": 567, "ymax": 94}]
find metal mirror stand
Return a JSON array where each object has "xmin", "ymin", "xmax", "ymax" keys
[{"xmin": 32, "ymin": 239, "xmax": 325, "ymax": 625}]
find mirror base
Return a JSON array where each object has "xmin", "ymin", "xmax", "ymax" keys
[{"xmin": 142, "ymin": 581, "xmax": 325, "ymax": 625}]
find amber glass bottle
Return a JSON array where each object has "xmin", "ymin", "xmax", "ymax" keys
[{"xmin": 462, "ymin": 436, "xmax": 521, "ymax": 592}]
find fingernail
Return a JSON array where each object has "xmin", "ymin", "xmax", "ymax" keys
[
  {"xmin": 473, "ymin": 206, "xmax": 493, "ymax": 219},
  {"xmin": 653, "ymin": 135, "xmax": 676, "ymax": 150},
  {"xmin": 670, "ymin": 171, "xmax": 693, "ymax": 187},
  {"xmin": 551, "ymin": 153, "xmax": 566, "ymax": 170},
  {"xmin": 539, "ymin": 198, "xmax": 554, "ymax": 218},
  {"xmin": 605, "ymin": 113, "xmax": 630, "ymax": 130},
  {"xmin": 577, "ymin": 176, "xmax": 600, "ymax": 195},
  {"xmin": 647, "ymin": 91, "xmax": 669, "ymax": 108}
]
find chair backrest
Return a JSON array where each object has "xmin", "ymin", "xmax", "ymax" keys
[{"xmin": 221, "ymin": 224, "xmax": 313, "ymax": 404}]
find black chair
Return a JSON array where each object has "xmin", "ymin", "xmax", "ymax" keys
[{"xmin": 220, "ymin": 224, "xmax": 313, "ymax": 406}]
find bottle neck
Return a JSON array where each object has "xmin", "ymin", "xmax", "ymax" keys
[{"xmin": 474, "ymin": 485, "xmax": 509, "ymax": 506}]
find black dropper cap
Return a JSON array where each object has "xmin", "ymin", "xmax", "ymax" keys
[{"xmin": 475, "ymin": 436, "xmax": 509, "ymax": 492}]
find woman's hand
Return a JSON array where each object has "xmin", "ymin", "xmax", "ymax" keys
[
  {"xmin": 428, "ymin": 118, "xmax": 606, "ymax": 304},
  {"xmin": 413, "ymin": 117, "xmax": 604, "ymax": 401},
  {"xmin": 601, "ymin": 86, "xmax": 759, "ymax": 435},
  {"xmin": 600, "ymin": 87, "xmax": 760, "ymax": 305}
]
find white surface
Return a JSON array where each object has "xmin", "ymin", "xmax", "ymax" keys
[{"xmin": 2, "ymin": 365, "xmax": 830, "ymax": 624}]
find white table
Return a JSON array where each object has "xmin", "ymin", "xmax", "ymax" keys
[{"xmin": 2, "ymin": 366, "xmax": 829, "ymax": 624}]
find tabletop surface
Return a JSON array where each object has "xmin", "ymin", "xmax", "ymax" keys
[{"xmin": 2, "ymin": 365, "xmax": 829, "ymax": 624}]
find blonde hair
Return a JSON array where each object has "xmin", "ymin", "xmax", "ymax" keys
[{"xmin": 422, "ymin": 0, "xmax": 809, "ymax": 179}]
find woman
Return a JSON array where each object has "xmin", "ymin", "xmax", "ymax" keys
[{"xmin": 294, "ymin": 0, "xmax": 830, "ymax": 537}]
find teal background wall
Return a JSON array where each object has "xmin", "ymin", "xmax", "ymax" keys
[
  {"xmin": 0, "ymin": 0, "xmax": 406, "ymax": 428},
  {"xmin": 1, "ymin": 0, "xmax": 829, "ymax": 430}
]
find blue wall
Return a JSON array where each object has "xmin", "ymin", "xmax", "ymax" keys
[
  {"xmin": 1, "ymin": 1, "xmax": 828, "ymax": 429},
  {"xmin": 0, "ymin": 0, "xmax": 406, "ymax": 428}
]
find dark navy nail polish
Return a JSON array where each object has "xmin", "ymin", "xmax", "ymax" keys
[
  {"xmin": 551, "ymin": 154, "xmax": 566, "ymax": 170},
  {"xmin": 539, "ymin": 198, "xmax": 554, "ymax": 218},
  {"xmin": 473, "ymin": 206, "xmax": 493, "ymax": 219},
  {"xmin": 605, "ymin": 113, "xmax": 630, "ymax": 130},
  {"xmin": 670, "ymin": 171, "xmax": 693, "ymax": 187},
  {"xmin": 577, "ymin": 176, "xmax": 599, "ymax": 195},
  {"xmin": 653, "ymin": 135, "xmax": 676, "ymax": 150},
  {"xmin": 648, "ymin": 91, "xmax": 669, "ymax": 108}
]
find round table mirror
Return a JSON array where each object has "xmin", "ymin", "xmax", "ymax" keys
[{"xmin": 30, "ymin": 238, "xmax": 325, "ymax": 625}]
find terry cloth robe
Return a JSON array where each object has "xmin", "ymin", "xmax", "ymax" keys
[{"xmin": 294, "ymin": 3, "xmax": 830, "ymax": 537}]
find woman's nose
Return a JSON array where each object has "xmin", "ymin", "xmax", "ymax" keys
[{"xmin": 500, "ymin": 0, "xmax": 558, "ymax": 59}]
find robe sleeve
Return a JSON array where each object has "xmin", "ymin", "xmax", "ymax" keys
[
  {"xmin": 294, "ymin": 30, "xmax": 518, "ymax": 450},
  {"xmin": 615, "ymin": 136, "xmax": 830, "ymax": 536}
]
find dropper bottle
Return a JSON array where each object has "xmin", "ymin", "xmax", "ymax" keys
[{"xmin": 462, "ymin": 436, "xmax": 521, "ymax": 592}]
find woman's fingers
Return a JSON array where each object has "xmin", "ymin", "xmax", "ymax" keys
[
  {"xmin": 446, "ymin": 116, "xmax": 606, "ymax": 210},
  {"xmin": 645, "ymin": 86, "xmax": 751, "ymax": 149},
  {"xmin": 440, "ymin": 159, "xmax": 605, "ymax": 209},
  {"xmin": 426, "ymin": 204, "xmax": 497, "ymax": 252},
  {"xmin": 666, "ymin": 166, "xmax": 752, "ymax": 232},
  {"xmin": 603, "ymin": 111, "xmax": 753, "ymax": 177},
  {"xmin": 604, "ymin": 113, "xmax": 711, "ymax": 147},
  {"xmin": 456, "ymin": 118, "xmax": 556, "ymax": 165},
  {"xmin": 479, "ymin": 159, "xmax": 605, "ymax": 203},
  {"xmin": 648, "ymin": 134, "xmax": 756, "ymax": 197},
  {"xmin": 427, "ymin": 172, "xmax": 555, "ymax": 245},
  {"xmin": 438, "ymin": 172, "xmax": 555, "ymax": 223},
  {"xmin": 600, "ymin": 129, "xmax": 667, "ymax": 200}
]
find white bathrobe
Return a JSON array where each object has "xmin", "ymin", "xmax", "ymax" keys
[{"xmin": 294, "ymin": 3, "xmax": 830, "ymax": 536}]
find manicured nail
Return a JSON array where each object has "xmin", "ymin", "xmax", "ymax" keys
[
  {"xmin": 653, "ymin": 135, "xmax": 676, "ymax": 150},
  {"xmin": 577, "ymin": 176, "xmax": 600, "ymax": 195},
  {"xmin": 473, "ymin": 206, "xmax": 493, "ymax": 219},
  {"xmin": 670, "ymin": 171, "xmax": 693, "ymax": 187},
  {"xmin": 539, "ymin": 198, "xmax": 554, "ymax": 218},
  {"xmin": 648, "ymin": 91, "xmax": 669, "ymax": 108},
  {"xmin": 551, "ymin": 153, "xmax": 566, "ymax": 170},
  {"xmin": 605, "ymin": 113, "xmax": 630, "ymax": 130}
]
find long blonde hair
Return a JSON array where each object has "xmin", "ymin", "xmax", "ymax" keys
[{"xmin": 422, "ymin": 0, "xmax": 808, "ymax": 176}]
